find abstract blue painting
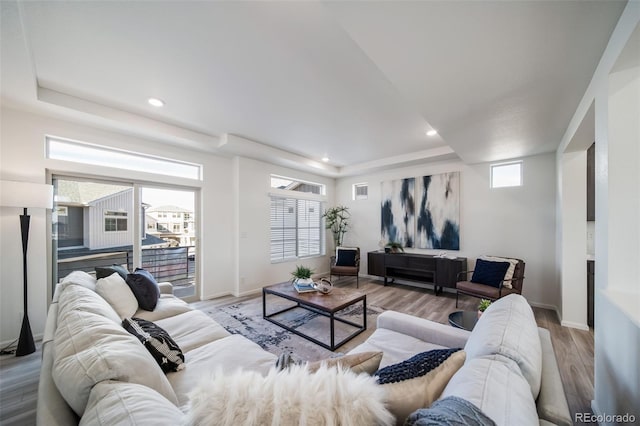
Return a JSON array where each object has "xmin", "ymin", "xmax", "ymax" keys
[
  {"xmin": 416, "ymin": 172, "xmax": 460, "ymax": 250},
  {"xmin": 381, "ymin": 178, "xmax": 415, "ymax": 248}
]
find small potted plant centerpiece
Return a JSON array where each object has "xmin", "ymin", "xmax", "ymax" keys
[
  {"xmin": 291, "ymin": 265, "xmax": 314, "ymax": 286},
  {"xmin": 385, "ymin": 241, "xmax": 405, "ymax": 253},
  {"xmin": 478, "ymin": 299, "xmax": 492, "ymax": 318}
]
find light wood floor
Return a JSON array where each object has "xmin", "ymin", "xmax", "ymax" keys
[{"xmin": 0, "ymin": 277, "xmax": 594, "ymax": 425}]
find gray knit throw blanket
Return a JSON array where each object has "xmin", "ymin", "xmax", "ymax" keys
[{"xmin": 404, "ymin": 396, "xmax": 496, "ymax": 426}]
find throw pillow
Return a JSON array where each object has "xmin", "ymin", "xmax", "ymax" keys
[
  {"xmin": 185, "ymin": 364, "xmax": 394, "ymax": 426},
  {"xmin": 95, "ymin": 264, "xmax": 129, "ymax": 281},
  {"xmin": 375, "ymin": 349, "xmax": 466, "ymax": 425},
  {"xmin": 481, "ymin": 256, "xmax": 519, "ymax": 289},
  {"xmin": 126, "ymin": 268, "xmax": 160, "ymax": 311},
  {"xmin": 336, "ymin": 247, "xmax": 358, "ymax": 266},
  {"xmin": 95, "ymin": 273, "xmax": 139, "ymax": 319},
  {"xmin": 122, "ymin": 317, "xmax": 185, "ymax": 373},
  {"xmin": 405, "ymin": 396, "xmax": 496, "ymax": 426},
  {"xmin": 471, "ymin": 259, "xmax": 510, "ymax": 288},
  {"xmin": 307, "ymin": 351, "xmax": 383, "ymax": 375}
]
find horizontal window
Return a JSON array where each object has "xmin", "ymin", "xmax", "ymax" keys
[
  {"xmin": 105, "ymin": 217, "xmax": 127, "ymax": 232},
  {"xmin": 47, "ymin": 137, "xmax": 202, "ymax": 180},
  {"xmin": 270, "ymin": 174, "xmax": 325, "ymax": 195}
]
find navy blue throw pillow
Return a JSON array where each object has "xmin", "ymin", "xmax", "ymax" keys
[
  {"xmin": 336, "ymin": 249, "xmax": 357, "ymax": 267},
  {"xmin": 471, "ymin": 259, "xmax": 510, "ymax": 288},
  {"xmin": 126, "ymin": 268, "xmax": 160, "ymax": 311},
  {"xmin": 375, "ymin": 348, "xmax": 462, "ymax": 384},
  {"xmin": 95, "ymin": 264, "xmax": 129, "ymax": 281}
]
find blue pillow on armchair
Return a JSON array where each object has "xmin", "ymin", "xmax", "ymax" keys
[
  {"xmin": 471, "ymin": 259, "xmax": 510, "ymax": 288},
  {"xmin": 336, "ymin": 248, "xmax": 358, "ymax": 266}
]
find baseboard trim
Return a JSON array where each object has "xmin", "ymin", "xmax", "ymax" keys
[
  {"xmin": 529, "ymin": 301, "xmax": 561, "ymax": 321},
  {"xmin": 561, "ymin": 319, "xmax": 590, "ymax": 331},
  {"xmin": 202, "ymin": 291, "xmax": 233, "ymax": 300},
  {"xmin": 235, "ymin": 288, "xmax": 263, "ymax": 298}
]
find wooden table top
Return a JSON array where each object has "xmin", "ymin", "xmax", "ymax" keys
[{"xmin": 263, "ymin": 281, "xmax": 366, "ymax": 313}]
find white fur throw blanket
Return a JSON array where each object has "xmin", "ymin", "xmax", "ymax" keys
[{"xmin": 186, "ymin": 364, "xmax": 393, "ymax": 426}]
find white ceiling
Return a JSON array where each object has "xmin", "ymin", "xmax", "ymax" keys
[{"xmin": 0, "ymin": 1, "xmax": 627, "ymax": 176}]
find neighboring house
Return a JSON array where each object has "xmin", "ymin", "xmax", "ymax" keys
[
  {"xmin": 55, "ymin": 182, "xmax": 133, "ymax": 250},
  {"xmin": 55, "ymin": 182, "xmax": 175, "ymax": 251},
  {"xmin": 146, "ymin": 205, "xmax": 195, "ymax": 247}
]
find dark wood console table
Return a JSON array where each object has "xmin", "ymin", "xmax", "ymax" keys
[{"xmin": 367, "ymin": 251, "xmax": 467, "ymax": 295}]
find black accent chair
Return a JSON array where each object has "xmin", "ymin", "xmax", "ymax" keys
[{"xmin": 330, "ymin": 247, "xmax": 360, "ymax": 288}]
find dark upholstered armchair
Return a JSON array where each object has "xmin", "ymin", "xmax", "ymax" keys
[
  {"xmin": 330, "ymin": 247, "xmax": 360, "ymax": 288},
  {"xmin": 456, "ymin": 257, "xmax": 525, "ymax": 307}
]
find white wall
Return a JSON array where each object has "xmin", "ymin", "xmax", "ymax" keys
[
  {"xmin": 559, "ymin": 151, "xmax": 588, "ymax": 329},
  {"xmin": 335, "ymin": 153, "xmax": 558, "ymax": 309},
  {"xmin": 235, "ymin": 156, "xmax": 334, "ymax": 296},
  {"xmin": 593, "ymin": 26, "xmax": 640, "ymax": 422},
  {"xmin": 0, "ymin": 107, "xmax": 236, "ymax": 343},
  {"xmin": 557, "ymin": 3, "xmax": 639, "ymax": 422}
]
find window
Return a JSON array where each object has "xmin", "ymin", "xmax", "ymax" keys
[
  {"xmin": 47, "ymin": 137, "xmax": 202, "ymax": 180},
  {"xmin": 270, "ymin": 175, "xmax": 325, "ymax": 195},
  {"xmin": 491, "ymin": 161, "xmax": 522, "ymax": 188},
  {"xmin": 353, "ymin": 183, "xmax": 368, "ymax": 200},
  {"xmin": 173, "ymin": 224, "xmax": 181, "ymax": 232},
  {"xmin": 270, "ymin": 197, "xmax": 323, "ymax": 262},
  {"xmin": 53, "ymin": 176, "xmax": 199, "ymax": 301},
  {"xmin": 104, "ymin": 211, "xmax": 128, "ymax": 232}
]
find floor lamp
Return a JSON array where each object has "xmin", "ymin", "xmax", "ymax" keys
[{"xmin": 0, "ymin": 180, "xmax": 53, "ymax": 356}]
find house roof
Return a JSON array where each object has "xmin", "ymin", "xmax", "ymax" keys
[
  {"xmin": 55, "ymin": 180, "xmax": 131, "ymax": 205},
  {"xmin": 56, "ymin": 233, "xmax": 169, "ymax": 259}
]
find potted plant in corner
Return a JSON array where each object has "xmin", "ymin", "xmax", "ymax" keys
[
  {"xmin": 291, "ymin": 265, "xmax": 314, "ymax": 286},
  {"xmin": 385, "ymin": 241, "xmax": 405, "ymax": 253},
  {"xmin": 478, "ymin": 299, "xmax": 492, "ymax": 318},
  {"xmin": 323, "ymin": 205, "xmax": 350, "ymax": 249}
]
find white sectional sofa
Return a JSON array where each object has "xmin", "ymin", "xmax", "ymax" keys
[
  {"xmin": 347, "ymin": 294, "xmax": 573, "ymax": 426},
  {"xmin": 36, "ymin": 271, "xmax": 277, "ymax": 425},
  {"xmin": 37, "ymin": 271, "xmax": 571, "ymax": 425}
]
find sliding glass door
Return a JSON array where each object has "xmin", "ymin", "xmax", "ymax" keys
[
  {"xmin": 52, "ymin": 176, "xmax": 198, "ymax": 300},
  {"xmin": 141, "ymin": 186, "xmax": 196, "ymax": 298}
]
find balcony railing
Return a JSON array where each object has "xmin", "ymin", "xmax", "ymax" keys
[{"xmin": 57, "ymin": 246, "xmax": 196, "ymax": 294}]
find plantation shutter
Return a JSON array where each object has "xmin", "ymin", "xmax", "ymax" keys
[
  {"xmin": 297, "ymin": 199, "xmax": 321, "ymax": 257},
  {"xmin": 270, "ymin": 197, "xmax": 297, "ymax": 262},
  {"xmin": 270, "ymin": 197, "xmax": 323, "ymax": 262}
]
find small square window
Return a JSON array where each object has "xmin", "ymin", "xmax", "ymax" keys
[
  {"xmin": 353, "ymin": 183, "xmax": 368, "ymax": 200},
  {"xmin": 491, "ymin": 162, "xmax": 522, "ymax": 188}
]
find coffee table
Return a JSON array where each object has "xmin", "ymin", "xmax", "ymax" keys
[
  {"xmin": 448, "ymin": 310, "xmax": 479, "ymax": 331},
  {"xmin": 262, "ymin": 282, "xmax": 367, "ymax": 351}
]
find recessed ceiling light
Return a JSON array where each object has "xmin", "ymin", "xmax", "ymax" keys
[
  {"xmin": 148, "ymin": 98, "xmax": 165, "ymax": 107},
  {"xmin": 322, "ymin": 157, "xmax": 330, "ymax": 162},
  {"xmin": 426, "ymin": 129, "xmax": 438, "ymax": 136}
]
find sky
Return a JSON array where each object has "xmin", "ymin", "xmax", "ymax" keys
[{"xmin": 142, "ymin": 187, "xmax": 195, "ymax": 211}]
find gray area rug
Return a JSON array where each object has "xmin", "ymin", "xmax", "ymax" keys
[{"xmin": 201, "ymin": 295, "xmax": 384, "ymax": 362}]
